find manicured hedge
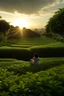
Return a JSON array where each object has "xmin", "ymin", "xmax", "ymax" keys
[
  {"xmin": 0, "ymin": 46, "xmax": 64, "ymax": 60},
  {"xmin": 0, "ymin": 47, "xmax": 31, "ymax": 61},
  {"xmin": 30, "ymin": 46, "xmax": 64, "ymax": 57}
]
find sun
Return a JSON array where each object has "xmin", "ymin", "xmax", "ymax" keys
[{"xmin": 12, "ymin": 19, "xmax": 30, "ymax": 29}]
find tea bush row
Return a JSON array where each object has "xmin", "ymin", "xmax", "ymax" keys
[
  {"xmin": 0, "ymin": 65, "xmax": 64, "ymax": 96},
  {"xmin": 0, "ymin": 58, "xmax": 64, "ymax": 75},
  {"xmin": 0, "ymin": 45, "xmax": 64, "ymax": 60}
]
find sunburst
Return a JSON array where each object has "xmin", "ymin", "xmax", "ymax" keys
[{"xmin": 12, "ymin": 19, "xmax": 30, "ymax": 29}]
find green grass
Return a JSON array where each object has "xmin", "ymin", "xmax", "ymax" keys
[
  {"xmin": 10, "ymin": 36, "xmax": 58, "ymax": 48},
  {"xmin": 30, "ymin": 42, "xmax": 64, "ymax": 48},
  {"xmin": 0, "ymin": 36, "xmax": 58, "ymax": 48}
]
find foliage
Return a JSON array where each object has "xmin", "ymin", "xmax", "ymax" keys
[
  {"xmin": 0, "ymin": 36, "xmax": 57, "ymax": 47},
  {"xmin": 8, "ymin": 27, "xmax": 40, "ymax": 39},
  {"xmin": 52, "ymin": 34, "xmax": 64, "ymax": 42},
  {"xmin": 0, "ymin": 42, "xmax": 64, "ymax": 60},
  {"xmin": 21, "ymin": 28, "xmax": 40, "ymax": 38},
  {"xmin": 0, "ymin": 36, "xmax": 64, "ymax": 60},
  {"xmin": 30, "ymin": 45, "xmax": 64, "ymax": 57},
  {"xmin": 0, "ymin": 35, "xmax": 64, "ymax": 95},
  {"xmin": 0, "ymin": 47, "xmax": 31, "ymax": 60},
  {"xmin": 46, "ymin": 8, "xmax": 64, "ymax": 35},
  {"xmin": 8, "ymin": 26, "xmax": 22, "ymax": 39},
  {"xmin": 0, "ymin": 58, "xmax": 64, "ymax": 74},
  {"xmin": 0, "ymin": 58, "xmax": 64, "ymax": 95},
  {"xmin": 0, "ymin": 20, "xmax": 10, "ymax": 40}
]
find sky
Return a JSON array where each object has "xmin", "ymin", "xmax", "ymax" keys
[{"xmin": 0, "ymin": 0, "xmax": 64, "ymax": 29}]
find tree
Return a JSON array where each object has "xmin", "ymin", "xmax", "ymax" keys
[
  {"xmin": 21, "ymin": 28, "xmax": 40, "ymax": 38},
  {"xmin": 8, "ymin": 27, "xmax": 40, "ymax": 39},
  {"xmin": 8, "ymin": 26, "xmax": 22, "ymax": 39},
  {"xmin": 0, "ymin": 20, "xmax": 10, "ymax": 40},
  {"xmin": 46, "ymin": 8, "xmax": 64, "ymax": 35}
]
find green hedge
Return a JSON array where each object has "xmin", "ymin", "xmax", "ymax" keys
[
  {"xmin": 0, "ymin": 48, "xmax": 31, "ymax": 61},
  {"xmin": 0, "ymin": 46, "xmax": 64, "ymax": 60},
  {"xmin": 30, "ymin": 46, "xmax": 64, "ymax": 57}
]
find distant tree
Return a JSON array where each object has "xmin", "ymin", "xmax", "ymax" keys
[
  {"xmin": 8, "ymin": 25, "xmax": 22, "ymax": 39},
  {"xmin": 46, "ymin": 8, "xmax": 64, "ymax": 35},
  {"xmin": 0, "ymin": 20, "xmax": 10, "ymax": 40},
  {"xmin": 21, "ymin": 28, "xmax": 40, "ymax": 38},
  {"xmin": 8, "ymin": 27, "xmax": 40, "ymax": 39}
]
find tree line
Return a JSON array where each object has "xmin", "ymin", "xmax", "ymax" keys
[
  {"xmin": 46, "ymin": 8, "xmax": 64, "ymax": 36},
  {"xmin": 0, "ymin": 8, "xmax": 64, "ymax": 41},
  {"xmin": 0, "ymin": 19, "xmax": 40, "ymax": 41}
]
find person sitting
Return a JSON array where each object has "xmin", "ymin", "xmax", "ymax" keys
[{"xmin": 30, "ymin": 53, "xmax": 40, "ymax": 64}]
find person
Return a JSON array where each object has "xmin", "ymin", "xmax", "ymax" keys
[{"xmin": 30, "ymin": 53, "xmax": 40, "ymax": 64}]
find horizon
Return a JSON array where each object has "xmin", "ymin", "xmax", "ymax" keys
[{"xmin": 0, "ymin": 0, "xmax": 64, "ymax": 29}]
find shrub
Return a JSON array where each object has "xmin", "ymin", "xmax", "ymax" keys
[
  {"xmin": 30, "ymin": 46, "xmax": 64, "ymax": 57},
  {"xmin": 0, "ymin": 48, "xmax": 31, "ymax": 60},
  {"xmin": 0, "ymin": 45, "xmax": 64, "ymax": 60},
  {"xmin": 0, "ymin": 65, "xmax": 64, "ymax": 96}
]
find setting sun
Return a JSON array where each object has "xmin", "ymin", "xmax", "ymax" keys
[{"xmin": 12, "ymin": 19, "xmax": 30, "ymax": 29}]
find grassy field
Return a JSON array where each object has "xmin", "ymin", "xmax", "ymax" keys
[
  {"xmin": 0, "ymin": 36, "xmax": 57, "ymax": 47},
  {"xmin": 0, "ymin": 36, "xmax": 64, "ymax": 95}
]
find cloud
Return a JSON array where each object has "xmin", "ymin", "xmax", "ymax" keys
[
  {"xmin": 0, "ymin": 0, "xmax": 63, "ymax": 14},
  {"xmin": 40, "ymin": 1, "xmax": 64, "ymax": 14}
]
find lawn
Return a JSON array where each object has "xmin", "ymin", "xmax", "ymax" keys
[{"xmin": 0, "ymin": 36, "xmax": 58, "ymax": 47}]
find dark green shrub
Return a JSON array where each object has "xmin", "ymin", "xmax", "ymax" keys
[
  {"xmin": 0, "ymin": 45, "xmax": 64, "ymax": 61},
  {"xmin": 0, "ymin": 48, "xmax": 31, "ymax": 60},
  {"xmin": 0, "ymin": 65, "xmax": 64, "ymax": 96},
  {"xmin": 30, "ymin": 46, "xmax": 64, "ymax": 57}
]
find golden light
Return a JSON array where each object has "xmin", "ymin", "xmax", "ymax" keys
[{"xmin": 12, "ymin": 19, "xmax": 30, "ymax": 29}]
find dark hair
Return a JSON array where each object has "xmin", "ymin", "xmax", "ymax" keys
[{"xmin": 34, "ymin": 53, "xmax": 38, "ymax": 58}]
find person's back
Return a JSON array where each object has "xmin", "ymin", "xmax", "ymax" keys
[
  {"xmin": 30, "ymin": 53, "xmax": 40, "ymax": 64},
  {"xmin": 33, "ymin": 56, "xmax": 39, "ymax": 64}
]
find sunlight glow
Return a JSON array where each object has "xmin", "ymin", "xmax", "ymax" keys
[{"xmin": 12, "ymin": 19, "xmax": 30, "ymax": 29}]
